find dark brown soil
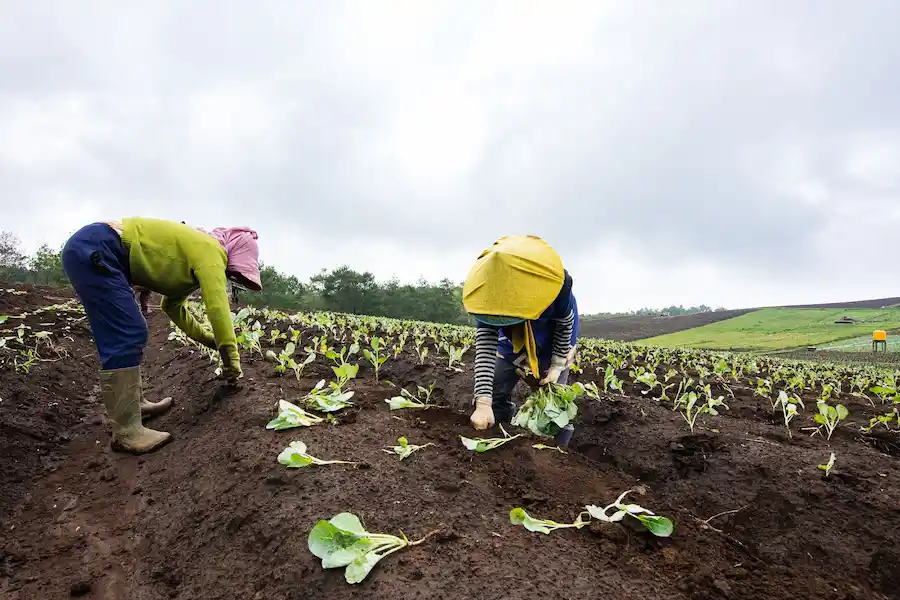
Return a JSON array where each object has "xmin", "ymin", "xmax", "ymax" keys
[{"xmin": 2, "ymin": 286, "xmax": 899, "ymax": 600}]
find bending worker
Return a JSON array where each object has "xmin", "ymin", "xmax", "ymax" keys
[
  {"xmin": 463, "ymin": 235, "xmax": 579, "ymax": 430},
  {"xmin": 62, "ymin": 217, "xmax": 262, "ymax": 454}
]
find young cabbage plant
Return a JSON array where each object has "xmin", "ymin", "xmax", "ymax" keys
[
  {"xmin": 818, "ymin": 452, "xmax": 836, "ymax": 477},
  {"xmin": 629, "ymin": 366, "xmax": 660, "ymax": 396},
  {"xmin": 460, "ymin": 424, "xmax": 521, "ymax": 453},
  {"xmin": 774, "ymin": 390, "xmax": 804, "ymax": 438},
  {"xmin": 532, "ymin": 443, "xmax": 567, "ymax": 453},
  {"xmin": 265, "ymin": 342, "xmax": 297, "ymax": 375},
  {"xmin": 362, "ymin": 337, "xmax": 389, "ymax": 381},
  {"xmin": 861, "ymin": 408, "xmax": 900, "ymax": 433},
  {"xmin": 266, "ymin": 400, "xmax": 324, "ymax": 430},
  {"xmin": 382, "ymin": 437, "xmax": 434, "ymax": 460},
  {"xmin": 332, "ymin": 362, "xmax": 360, "ymax": 387},
  {"xmin": 512, "ymin": 382, "xmax": 583, "ymax": 437},
  {"xmin": 278, "ymin": 440, "xmax": 355, "ymax": 468},
  {"xmin": 813, "ymin": 400, "xmax": 849, "ymax": 440},
  {"xmin": 291, "ymin": 351, "xmax": 317, "ymax": 381},
  {"xmin": 509, "ymin": 507, "xmax": 590, "ymax": 534},
  {"xmin": 414, "ymin": 342, "xmax": 429, "ymax": 365},
  {"xmin": 386, "ymin": 384, "xmax": 438, "ymax": 410},
  {"xmin": 675, "ymin": 391, "xmax": 726, "ymax": 434},
  {"xmin": 870, "ymin": 384, "xmax": 899, "ymax": 404},
  {"xmin": 444, "ymin": 344, "xmax": 467, "ymax": 371},
  {"xmin": 308, "ymin": 512, "xmax": 436, "ymax": 584},
  {"xmin": 602, "ymin": 364, "xmax": 625, "ymax": 394},
  {"xmin": 585, "ymin": 490, "xmax": 674, "ymax": 537},
  {"xmin": 326, "ymin": 343, "xmax": 360, "ymax": 370},
  {"xmin": 305, "ymin": 379, "xmax": 355, "ymax": 413}
]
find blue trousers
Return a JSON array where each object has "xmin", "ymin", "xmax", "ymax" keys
[{"xmin": 61, "ymin": 223, "xmax": 148, "ymax": 370}]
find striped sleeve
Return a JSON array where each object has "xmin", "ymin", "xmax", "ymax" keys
[
  {"xmin": 473, "ymin": 326, "xmax": 499, "ymax": 398},
  {"xmin": 551, "ymin": 309, "xmax": 575, "ymax": 359}
]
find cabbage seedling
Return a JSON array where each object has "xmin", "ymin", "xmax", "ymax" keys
[
  {"xmin": 308, "ymin": 512, "xmax": 435, "ymax": 584},
  {"xmin": 532, "ymin": 443, "xmax": 566, "ymax": 453},
  {"xmin": 362, "ymin": 337, "xmax": 389, "ymax": 380},
  {"xmin": 775, "ymin": 391, "xmax": 804, "ymax": 438},
  {"xmin": 585, "ymin": 490, "xmax": 674, "ymax": 537},
  {"xmin": 818, "ymin": 452, "xmax": 836, "ymax": 477},
  {"xmin": 382, "ymin": 437, "xmax": 434, "ymax": 460},
  {"xmin": 265, "ymin": 342, "xmax": 297, "ymax": 375},
  {"xmin": 332, "ymin": 362, "xmax": 359, "ymax": 387},
  {"xmin": 386, "ymin": 384, "xmax": 437, "ymax": 410},
  {"xmin": 603, "ymin": 364, "xmax": 624, "ymax": 394},
  {"xmin": 460, "ymin": 424, "xmax": 521, "ymax": 453},
  {"xmin": 291, "ymin": 352, "xmax": 317, "ymax": 381},
  {"xmin": 512, "ymin": 383, "xmax": 583, "ymax": 437},
  {"xmin": 508, "ymin": 508, "xmax": 590, "ymax": 534},
  {"xmin": 442, "ymin": 343, "xmax": 467, "ymax": 371},
  {"xmin": 813, "ymin": 400, "xmax": 849, "ymax": 440},
  {"xmin": 266, "ymin": 400, "xmax": 324, "ymax": 430},
  {"xmin": 675, "ymin": 392, "xmax": 725, "ymax": 434},
  {"xmin": 862, "ymin": 408, "xmax": 900, "ymax": 433},
  {"xmin": 305, "ymin": 379, "xmax": 355, "ymax": 413},
  {"xmin": 278, "ymin": 441, "xmax": 355, "ymax": 468}
]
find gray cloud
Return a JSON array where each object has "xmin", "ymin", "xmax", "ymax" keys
[{"xmin": 2, "ymin": 0, "xmax": 900, "ymax": 311}]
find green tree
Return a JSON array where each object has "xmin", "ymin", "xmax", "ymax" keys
[{"xmin": 29, "ymin": 244, "xmax": 67, "ymax": 286}]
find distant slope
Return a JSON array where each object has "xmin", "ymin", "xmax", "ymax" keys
[
  {"xmin": 579, "ymin": 297, "xmax": 900, "ymax": 342},
  {"xmin": 639, "ymin": 307, "xmax": 900, "ymax": 351},
  {"xmin": 579, "ymin": 309, "xmax": 753, "ymax": 342},
  {"xmin": 780, "ymin": 297, "xmax": 900, "ymax": 309}
]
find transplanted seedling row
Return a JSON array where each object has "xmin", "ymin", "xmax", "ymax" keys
[{"xmin": 156, "ymin": 301, "xmax": 900, "ymax": 585}]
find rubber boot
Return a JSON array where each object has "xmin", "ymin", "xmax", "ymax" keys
[
  {"xmin": 100, "ymin": 366, "xmax": 171, "ymax": 454},
  {"xmin": 138, "ymin": 366, "xmax": 173, "ymax": 418}
]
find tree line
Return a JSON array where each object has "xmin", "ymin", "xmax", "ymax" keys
[
  {"xmin": 583, "ymin": 304, "xmax": 728, "ymax": 319},
  {"xmin": 0, "ymin": 231, "xmax": 470, "ymax": 325}
]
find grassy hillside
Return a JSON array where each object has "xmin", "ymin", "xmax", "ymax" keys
[
  {"xmin": 639, "ymin": 307, "xmax": 900, "ymax": 351},
  {"xmin": 578, "ymin": 309, "xmax": 752, "ymax": 341}
]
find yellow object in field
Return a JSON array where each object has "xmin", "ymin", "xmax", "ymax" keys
[{"xmin": 874, "ymin": 330, "xmax": 887, "ymax": 341}]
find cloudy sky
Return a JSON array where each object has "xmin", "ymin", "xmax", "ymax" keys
[{"xmin": 3, "ymin": 1, "xmax": 900, "ymax": 313}]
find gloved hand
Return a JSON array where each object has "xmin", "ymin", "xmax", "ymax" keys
[
  {"xmin": 469, "ymin": 396, "xmax": 495, "ymax": 430},
  {"xmin": 221, "ymin": 348, "xmax": 243, "ymax": 384},
  {"xmin": 539, "ymin": 355, "xmax": 568, "ymax": 385}
]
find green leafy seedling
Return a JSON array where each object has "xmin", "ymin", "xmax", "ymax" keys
[
  {"xmin": 305, "ymin": 379, "xmax": 355, "ymax": 413},
  {"xmin": 532, "ymin": 443, "xmax": 567, "ymax": 454},
  {"xmin": 308, "ymin": 512, "xmax": 436, "ymax": 584},
  {"xmin": 512, "ymin": 382, "xmax": 583, "ymax": 437},
  {"xmin": 382, "ymin": 437, "xmax": 434, "ymax": 460},
  {"xmin": 509, "ymin": 508, "xmax": 590, "ymax": 534},
  {"xmin": 460, "ymin": 424, "xmax": 521, "ymax": 453},
  {"xmin": 266, "ymin": 400, "xmax": 324, "ymax": 430},
  {"xmin": 818, "ymin": 452, "xmax": 836, "ymax": 477},
  {"xmin": 585, "ymin": 490, "xmax": 674, "ymax": 537},
  {"xmin": 813, "ymin": 401, "xmax": 849, "ymax": 440},
  {"xmin": 278, "ymin": 441, "xmax": 355, "ymax": 468}
]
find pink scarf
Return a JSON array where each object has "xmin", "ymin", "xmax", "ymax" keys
[{"xmin": 198, "ymin": 226, "xmax": 262, "ymax": 290}]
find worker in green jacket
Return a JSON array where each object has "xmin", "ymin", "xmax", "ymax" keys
[{"xmin": 61, "ymin": 218, "xmax": 262, "ymax": 454}]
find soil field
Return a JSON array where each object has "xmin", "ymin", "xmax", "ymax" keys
[
  {"xmin": 2, "ymin": 286, "xmax": 900, "ymax": 600},
  {"xmin": 579, "ymin": 309, "xmax": 753, "ymax": 342}
]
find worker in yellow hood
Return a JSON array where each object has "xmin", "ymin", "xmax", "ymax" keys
[{"xmin": 462, "ymin": 235, "xmax": 579, "ymax": 431}]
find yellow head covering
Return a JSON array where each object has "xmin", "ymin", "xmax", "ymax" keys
[{"xmin": 463, "ymin": 235, "xmax": 565, "ymax": 377}]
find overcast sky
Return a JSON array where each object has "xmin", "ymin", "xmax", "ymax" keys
[{"xmin": 3, "ymin": 1, "xmax": 900, "ymax": 313}]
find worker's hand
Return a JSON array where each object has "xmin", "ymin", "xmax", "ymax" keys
[
  {"xmin": 221, "ymin": 349, "xmax": 243, "ymax": 385},
  {"xmin": 470, "ymin": 396, "xmax": 495, "ymax": 430},
  {"xmin": 539, "ymin": 355, "xmax": 568, "ymax": 386}
]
